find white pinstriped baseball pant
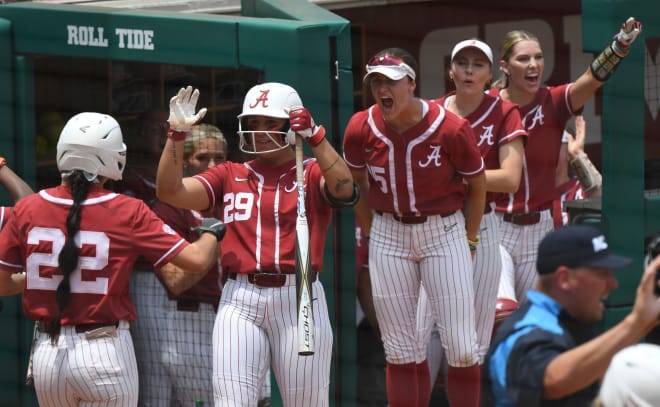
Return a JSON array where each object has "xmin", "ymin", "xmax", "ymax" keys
[
  {"xmin": 32, "ymin": 321, "xmax": 138, "ymax": 407},
  {"xmin": 213, "ymin": 274, "xmax": 332, "ymax": 407},
  {"xmin": 418, "ymin": 208, "xmax": 503, "ymax": 372},
  {"xmin": 369, "ymin": 211, "xmax": 479, "ymax": 367},
  {"xmin": 497, "ymin": 210, "xmax": 553, "ymax": 304}
]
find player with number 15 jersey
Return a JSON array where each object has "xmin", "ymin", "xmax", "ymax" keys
[{"xmin": 343, "ymin": 47, "xmax": 486, "ymax": 407}]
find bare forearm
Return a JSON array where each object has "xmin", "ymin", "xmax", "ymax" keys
[
  {"xmin": 156, "ymin": 138, "xmax": 185, "ymax": 202},
  {"xmin": 0, "ymin": 272, "xmax": 25, "ymax": 296},
  {"xmin": 313, "ymin": 140, "xmax": 353, "ymax": 200},
  {"xmin": 352, "ymin": 171, "xmax": 373, "ymax": 236},
  {"xmin": 464, "ymin": 175, "xmax": 486, "ymax": 240},
  {"xmin": 0, "ymin": 166, "xmax": 33, "ymax": 202},
  {"xmin": 491, "ymin": 139, "xmax": 524, "ymax": 193},
  {"xmin": 172, "ymin": 235, "xmax": 218, "ymax": 275},
  {"xmin": 159, "ymin": 263, "xmax": 210, "ymax": 295},
  {"xmin": 485, "ymin": 169, "xmax": 521, "ymax": 193},
  {"xmin": 544, "ymin": 315, "xmax": 647, "ymax": 399}
]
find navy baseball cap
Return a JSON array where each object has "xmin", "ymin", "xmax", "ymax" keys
[{"xmin": 536, "ymin": 225, "xmax": 632, "ymax": 274}]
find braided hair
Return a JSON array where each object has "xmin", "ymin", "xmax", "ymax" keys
[{"xmin": 46, "ymin": 170, "xmax": 92, "ymax": 344}]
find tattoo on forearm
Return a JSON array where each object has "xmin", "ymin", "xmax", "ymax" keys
[
  {"xmin": 321, "ymin": 156, "xmax": 340, "ymax": 173},
  {"xmin": 171, "ymin": 144, "xmax": 179, "ymax": 165},
  {"xmin": 334, "ymin": 178, "xmax": 350, "ymax": 193}
]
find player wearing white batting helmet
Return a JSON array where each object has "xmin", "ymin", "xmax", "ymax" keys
[
  {"xmin": 156, "ymin": 84, "xmax": 357, "ymax": 406},
  {"xmin": 238, "ymin": 82, "xmax": 303, "ymax": 155},
  {"xmin": 0, "ymin": 112, "xmax": 223, "ymax": 407}
]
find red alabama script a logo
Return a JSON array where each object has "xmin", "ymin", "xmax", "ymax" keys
[{"xmin": 249, "ymin": 90, "xmax": 270, "ymax": 109}]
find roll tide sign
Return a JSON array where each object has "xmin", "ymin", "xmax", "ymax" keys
[{"xmin": 66, "ymin": 25, "xmax": 155, "ymax": 50}]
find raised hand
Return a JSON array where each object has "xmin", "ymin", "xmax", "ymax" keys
[
  {"xmin": 288, "ymin": 106, "xmax": 326, "ymax": 147},
  {"xmin": 614, "ymin": 17, "xmax": 643, "ymax": 53},
  {"xmin": 168, "ymin": 86, "xmax": 207, "ymax": 133},
  {"xmin": 567, "ymin": 115, "xmax": 586, "ymax": 159}
]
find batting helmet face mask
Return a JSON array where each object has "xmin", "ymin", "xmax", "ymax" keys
[
  {"xmin": 237, "ymin": 82, "xmax": 302, "ymax": 155},
  {"xmin": 56, "ymin": 112, "xmax": 127, "ymax": 181}
]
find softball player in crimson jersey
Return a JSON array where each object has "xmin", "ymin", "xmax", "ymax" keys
[
  {"xmin": 490, "ymin": 17, "xmax": 642, "ymax": 304},
  {"xmin": 343, "ymin": 47, "xmax": 486, "ymax": 407},
  {"xmin": 154, "ymin": 124, "xmax": 271, "ymax": 406},
  {"xmin": 156, "ymin": 84, "xmax": 356, "ymax": 406},
  {"xmin": 418, "ymin": 39, "xmax": 527, "ymax": 389},
  {"xmin": 0, "ymin": 112, "xmax": 223, "ymax": 407}
]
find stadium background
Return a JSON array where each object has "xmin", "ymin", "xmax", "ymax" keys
[{"xmin": 0, "ymin": 0, "xmax": 658, "ymax": 405}]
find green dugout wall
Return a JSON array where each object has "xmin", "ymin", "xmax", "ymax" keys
[
  {"xmin": 581, "ymin": 0, "xmax": 660, "ymax": 328},
  {"xmin": 0, "ymin": 1, "xmax": 356, "ymax": 405}
]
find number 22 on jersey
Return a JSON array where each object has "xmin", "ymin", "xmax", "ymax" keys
[{"xmin": 26, "ymin": 227, "xmax": 110, "ymax": 294}]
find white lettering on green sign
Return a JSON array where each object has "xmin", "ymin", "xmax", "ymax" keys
[
  {"xmin": 66, "ymin": 25, "xmax": 155, "ymax": 50},
  {"xmin": 67, "ymin": 25, "xmax": 108, "ymax": 47},
  {"xmin": 115, "ymin": 28, "xmax": 155, "ymax": 50}
]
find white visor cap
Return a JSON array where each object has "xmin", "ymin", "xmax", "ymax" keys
[{"xmin": 451, "ymin": 39, "xmax": 493, "ymax": 64}]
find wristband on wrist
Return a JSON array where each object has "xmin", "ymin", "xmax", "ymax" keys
[
  {"xmin": 0, "ymin": 157, "xmax": 6, "ymax": 170},
  {"xmin": 468, "ymin": 235, "xmax": 479, "ymax": 254},
  {"xmin": 307, "ymin": 125, "xmax": 326, "ymax": 148},
  {"xmin": 590, "ymin": 42, "xmax": 626, "ymax": 82},
  {"xmin": 167, "ymin": 128, "xmax": 189, "ymax": 141}
]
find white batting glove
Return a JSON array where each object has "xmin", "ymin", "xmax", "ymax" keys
[
  {"xmin": 614, "ymin": 17, "xmax": 642, "ymax": 53},
  {"xmin": 168, "ymin": 86, "xmax": 207, "ymax": 133}
]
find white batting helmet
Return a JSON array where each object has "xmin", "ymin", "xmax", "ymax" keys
[
  {"xmin": 237, "ymin": 82, "xmax": 302, "ymax": 154},
  {"xmin": 56, "ymin": 112, "xmax": 127, "ymax": 181}
]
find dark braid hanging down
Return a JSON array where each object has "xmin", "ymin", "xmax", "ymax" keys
[{"xmin": 46, "ymin": 170, "xmax": 92, "ymax": 344}]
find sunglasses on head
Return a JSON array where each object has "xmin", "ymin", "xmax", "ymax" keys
[
  {"xmin": 367, "ymin": 54, "xmax": 405, "ymax": 67},
  {"xmin": 365, "ymin": 54, "xmax": 416, "ymax": 80}
]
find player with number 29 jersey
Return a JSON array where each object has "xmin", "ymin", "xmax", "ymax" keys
[{"xmin": 196, "ymin": 158, "xmax": 331, "ymax": 275}]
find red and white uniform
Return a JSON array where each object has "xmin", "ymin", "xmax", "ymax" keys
[
  {"xmin": 489, "ymin": 85, "xmax": 574, "ymax": 303},
  {"xmin": 0, "ymin": 185, "xmax": 188, "ymax": 407},
  {"xmin": 343, "ymin": 101, "xmax": 484, "ymax": 368},
  {"xmin": 553, "ymin": 178, "xmax": 585, "ymax": 228},
  {"xmin": 418, "ymin": 94, "xmax": 527, "ymax": 374},
  {"xmin": 196, "ymin": 157, "xmax": 333, "ymax": 407},
  {"xmin": 149, "ymin": 201, "xmax": 221, "ymax": 406}
]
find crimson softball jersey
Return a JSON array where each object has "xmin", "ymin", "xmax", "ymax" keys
[
  {"xmin": 489, "ymin": 84, "xmax": 573, "ymax": 213},
  {"xmin": 194, "ymin": 157, "xmax": 332, "ymax": 275},
  {"xmin": 0, "ymin": 185, "xmax": 188, "ymax": 325},
  {"xmin": 437, "ymin": 92, "xmax": 528, "ymax": 204},
  {"xmin": 343, "ymin": 101, "xmax": 484, "ymax": 215}
]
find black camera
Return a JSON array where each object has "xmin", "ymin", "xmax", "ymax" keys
[{"xmin": 646, "ymin": 235, "xmax": 660, "ymax": 296}]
